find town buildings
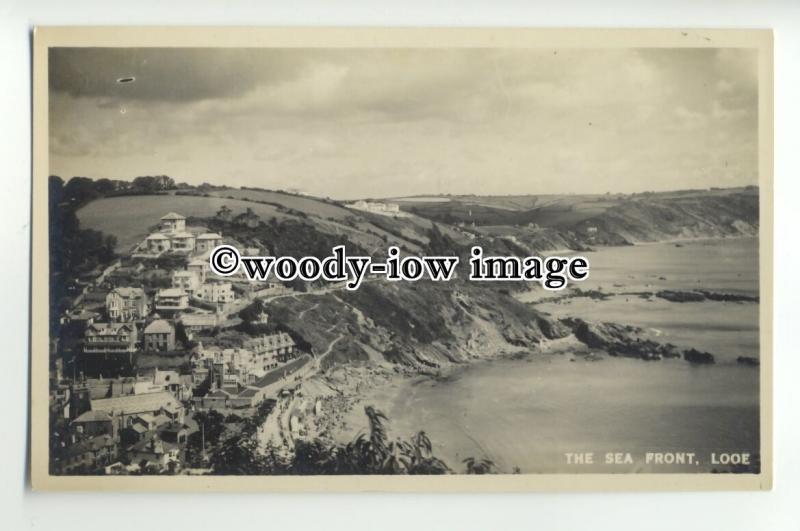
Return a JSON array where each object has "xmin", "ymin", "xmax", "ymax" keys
[
  {"xmin": 169, "ymin": 231, "xmax": 196, "ymax": 252},
  {"xmin": 198, "ymin": 282, "xmax": 235, "ymax": 304},
  {"xmin": 246, "ymin": 332, "xmax": 297, "ymax": 363},
  {"xmin": 193, "ymin": 334, "xmax": 295, "ymax": 386},
  {"xmin": 195, "ymin": 232, "xmax": 223, "ymax": 254},
  {"xmin": 105, "ymin": 287, "xmax": 148, "ymax": 321},
  {"xmin": 187, "ymin": 257, "xmax": 210, "ymax": 283},
  {"xmin": 179, "ymin": 312, "xmax": 220, "ymax": 336},
  {"xmin": 143, "ymin": 319, "xmax": 176, "ymax": 352},
  {"xmin": 172, "ymin": 270, "xmax": 201, "ymax": 296},
  {"xmin": 145, "ymin": 232, "xmax": 171, "ymax": 254},
  {"xmin": 155, "ymin": 288, "xmax": 189, "ymax": 312},
  {"xmin": 90, "ymin": 391, "xmax": 185, "ymax": 428},
  {"xmin": 159, "ymin": 212, "xmax": 186, "ymax": 233},
  {"xmin": 54, "ymin": 208, "xmax": 317, "ymax": 474},
  {"xmin": 58, "ymin": 434, "xmax": 118, "ymax": 474},
  {"xmin": 83, "ymin": 322, "xmax": 138, "ymax": 355}
]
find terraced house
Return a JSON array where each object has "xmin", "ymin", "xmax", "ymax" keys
[{"xmin": 246, "ymin": 332, "xmax": 297, "ymax": 363}]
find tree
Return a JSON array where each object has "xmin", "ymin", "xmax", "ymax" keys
[
  {"xmin": 62, "ymin": 176, "xmax": 100, "ymax": 205},
  {"xmin": 216, "ymin": 205, "xmax": 233, "ymax": 221}
]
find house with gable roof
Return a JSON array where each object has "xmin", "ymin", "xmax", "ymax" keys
[
  {"xmin": 105, "ymin": 286, "xmax": 148, "ymax": 321},
  {"xmin": 143, "ymin": 319, "xmax": 176, "ymax": 351}
]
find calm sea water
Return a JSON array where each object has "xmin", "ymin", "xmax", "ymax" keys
[{"xmin": 339, "ymin": 238, "xmax": 761, "ymax": 473}]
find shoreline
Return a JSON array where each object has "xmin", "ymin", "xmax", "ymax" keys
[{"xmin": 256, "ymin": 235, "xmax": 759, "ymax": 470}]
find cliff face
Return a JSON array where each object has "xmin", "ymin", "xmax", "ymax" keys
[
  {"xmin": 402, "ymin": 187, "xmax": 759, "ymax": 252},
  {"xmin": 265, "ymin": 281, "xmax": 571, "ymax": 370},
  {"xmin": 570, "ymin": 192, "xmax": 759, "ymax": 246},
  {"xmin": 256, "ymin": 188, "xmax": 758, "ymax": 370}
]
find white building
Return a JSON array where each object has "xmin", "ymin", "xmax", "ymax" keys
[
  {"xmin": 154, "ymin": 288, "xmax": 189, "ymax": 312},
  {"xmin": 160, "ymin": 212, "xmax": 186, "ymax": 233},
  {"xmin": 199, "ymin": 282, "xmax": 235, "ymax": 304},
  {"xmin": 169, "ymin": 232, "xmax": 195, "ymax": 252},
  {"xmin": 145, "ymin": 233, "xmax": 171, "ymax": 254},
  {"xmin": 245, "ymin": 332, "xmax": 297, "ymax": 363},
  {"xmin": 195, "ymin": 233, "xmax": 223, "ymax": 254},
  {"xmin": 172, "ymin": 270, "xmax": 200, "ymax": 296},
  {"xmin": 349, "ymin": 201, "xmax": 402, "ymax": 216},
  {"xmin": 187, "ymin": 257, "xmax": 210, "ymax": 284}
]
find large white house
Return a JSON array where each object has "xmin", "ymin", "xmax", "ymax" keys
[
  {"xmin": 349, "ymin": 200, "xmax": 402, "ymax": 216},
  {"xmin": 198, "ymin": 282, "xmax": 235, "ymax": 304},
  {"xmin": 160, "ymin": 212, "xmax": 186, "ymax": 233},
  {"xmin": 154, "ymin": 288, "xmax": 189, "ymax": 312},
  {"xmin": 195, "ymin": 233, "xmax": 223, "ymax": 254}
]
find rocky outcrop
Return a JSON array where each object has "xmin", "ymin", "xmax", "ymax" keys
[
  {"xmin": 564, "ymin": 319, "xmax": 680, "ymax": 361},
  {"xmin": 683, "ymin": 348, "xmax": 715, "ymax": 364},
  {"xmin": 564, "ymin": 318, "xmax": 721, "ymax": 364},
  {"xmin": 656, "ymin": 290, "xmax": 706, "ymax": 303},
  {"xmin": 736, "ymin": 356, "xmax": 760, "ymax": 367},
  {"xmin": 656, "ymin": 290, "xmax": 758, "ymax": 303}
]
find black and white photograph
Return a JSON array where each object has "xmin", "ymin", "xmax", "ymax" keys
[{"xmin": 30, "ymin": 27, "xmax": 772, "ymax": 491}]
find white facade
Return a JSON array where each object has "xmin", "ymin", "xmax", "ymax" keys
[
  {"xmin": 172, "ymin": 270, "xmax": 200, "ymax": 295},
  {"xmin": 199, "ymin": 282, "xmax": 235, "ymax": 304},
  {"xmin": 160, "ymin": 212, "xmax": 186, "ymax": 233},
  {"xmin": 195, "ymin": 233, "xmax": 223, "ymax": 254}
]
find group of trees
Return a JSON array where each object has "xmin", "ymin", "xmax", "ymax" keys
[
  {"xmin": 49, "ymin": 176, "xmax": 119, "ymax": 335},
  {"xmin": 207, "ymin": 405, "xmax": 496, "ymax": 476},
  {"xmin": 50, "ymin": 174, "xmax": 177, "ymax": 208}
]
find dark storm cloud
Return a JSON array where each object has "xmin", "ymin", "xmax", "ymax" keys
[{"xmin": 49, "ymin": 48, "xmax": 305, "ymax": 101}]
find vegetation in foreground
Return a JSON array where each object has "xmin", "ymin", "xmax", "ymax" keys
[{"xmin": 209, "ymin": 405, "xmax": 496, "ymax": 476}]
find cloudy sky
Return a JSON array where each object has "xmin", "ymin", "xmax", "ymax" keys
[{"xmin": 49, "ymin": 47, "xmax": 758, "ymax": 199}]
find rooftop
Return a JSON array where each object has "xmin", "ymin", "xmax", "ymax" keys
[
  {"xmin": 160, "ymin": 212, "xmax": 186, "ymax": 220},
  {"xmin": 110, "ymin": 287, "xmax": 145, "ymax": 298},
  {"xmin": 157, "ymin": 288, "xmax": 186, "ymax": 298},
  {"xmin": 180, "ymin": 313, "xmax": 218, "ymax": 326},
  {"xmin": 72, "ymin": 410, "xmax": 113, "ymax": 424},
  {"xmin": 144, "ymin": 319, "xmax": 174, "ymax": 335},
  {"xmin": 251, "ymin": 355, "xmax": 311, "ymax": 390},
  {"xmin": 197, "ymin": 233, "xmax": 223, "ymax": 240},
  {"xmin": 86, "ymin": 322, "xmax": 134, "ymax": 336},
  {"xmin": 91, "ymin": 391, "xmax": 182, "ymax": 416}
]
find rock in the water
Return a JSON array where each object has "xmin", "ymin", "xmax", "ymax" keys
[{"xmin": 683, "ymin": 348, "xmax": 715, "ymax": 364}]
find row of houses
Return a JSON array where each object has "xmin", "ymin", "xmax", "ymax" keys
[
  {"xmin": 106, "ymin": 278, "xmax": 234, "ymax": 320},
  {"xmin": 83, "ymin": 310, "xmax": 229, "ymax": 354},
  {"xmin": 195, "ymin": 354, "xmax": 313, "ymax": 409},
  {"xmin": 139, "ymin": 212, "xmax": 224, "ymax": 256}
]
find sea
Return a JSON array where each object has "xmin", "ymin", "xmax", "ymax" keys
[{"xmin": 336, "ymin": 237, "xmax": 761, "ymax": 473}]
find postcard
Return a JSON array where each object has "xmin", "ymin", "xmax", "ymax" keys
[{"xmin": 31, "ymin": 27, "xmax": 773, "ymax": 491}]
